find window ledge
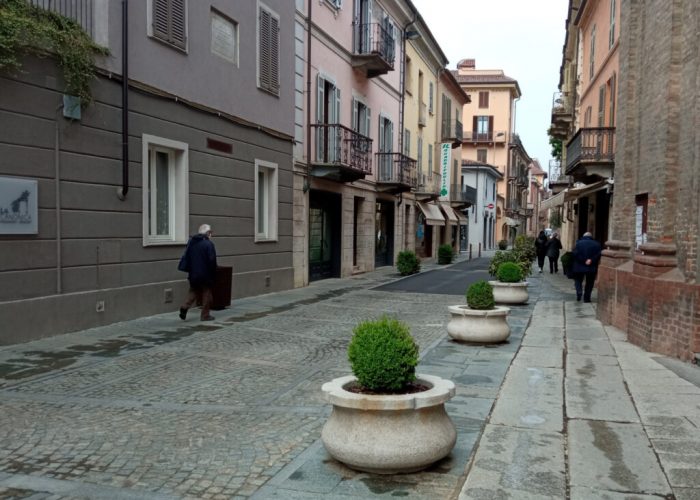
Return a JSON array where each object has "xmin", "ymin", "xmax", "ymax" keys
[{"xmin": 255, "ymin": 237, "xmax": 278, "ymax": 243}]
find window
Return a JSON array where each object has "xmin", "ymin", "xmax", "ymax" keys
[
  {"xmin": 429, "ymin": 81, "xmax": 434, "ymax": 114},
  {"xmin": 142, "ymin": 134, "xmax": 189, "ymax": 246},
  {"xmin": 211, "ymin": 9, "xmax": 238, "ymax": 64},
  {"xmin": 378, "ymin": 115, "xmax": 393, "ymax": 180},
  {"xmin": 428, "ymin": 143, "xmax": 433, "ymax": 177},
  {"xmin": 477, "ymin": 148, "xmax": 487, "ymax": 163},
  {"xmin": 404, "ymin": 129, "xmax": 410, "ymax": 156},
  {"xmin": 151, "ymin": 0, "xmax": 187, "ymax": 50},
  {"xmin": 352, "ymin": 98, "xmax": 371, "ymax": 137},
  {"xmin": 405, "ymin": 56, "xmax": 412, "ymax": 95},
  {"xmin": 589, "ymin": 25, "xmax": 596, "ymax": 79},
  {"xmin": 317, "ymin": 75, "xmax": 341, "ymax": 161},
  {"xmin": 584, "ymin": 106, "xmax": 592, "ymax": 127},
  {"xmin": 441, "ymin": 94, "xmax": 452, "ymax": 138},
  {"xmin": 478, "ymin": 91, "xmax": 489, "ymax": 108},
  {"xmin": 258, "ymin": 3, "xmax": 280, "ymax": 96},
  {"xmin": 598, "ymin": 85, "xmax": 606, "ymax": 126},
  {"xmin": 474, "ymin": 115, "xmax": 493, "ymax": 141},
  {"xmin": 609, "ymin": 0, "xmax": 616, "ymax": 48},
  {"xmin": 255, "ymin": 159, "xmax": 278, "ymax": 242},
  {"xmin": 608, "ymin": 73, "xmax": 616, "ymax": 126},
  {"xmin": 417, "ymin": 137, "xmax": 423, "ymax": 171},
  {"xmin": 327, "ymin": 0, "xmax": 342, "ymax": 8}
]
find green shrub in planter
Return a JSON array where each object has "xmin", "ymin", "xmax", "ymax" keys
[
  {"xmin": 489, "ymin": 249, "xmax": 532, "ymax": 279},
  {"xmin": 396, "ymin": 250, "xmax": 421, "ymax": 276},
  {"xmin": 513, "ymin": 235, "xmax": 537, "ymax": 263},
  {"xmin": 498, "ymin": 239, "xmax": 508, "ymax": 250},
  {"xmin": 438, "ymin": 244, "xmax": 454, "ymax": 264},
  {"xmin": 496, "ymin": 262, "xmax": 523, "ymax": 283},
  {"xmin": 348, "ymin": 316, "xmax": 419, "ymax": 392},
  {"xmin": 466, "ymin": 280, "xmax": 495, "ymax": 310},
  {"xmin": 560, "ymin": 251, "xmax": 574, "ymax": 268}
]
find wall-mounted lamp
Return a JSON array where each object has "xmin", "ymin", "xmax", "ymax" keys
[{"xmin": 404, "ymin": 30, "xmax": 420, "ymax": 40}]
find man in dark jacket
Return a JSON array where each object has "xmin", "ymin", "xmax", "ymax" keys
[
  {"xmin": 572, "ymin": 231, "xmax": 602, "ymax": 303},
  {"xmin": 179, "ymin": 224, "xmax": 217, "ymax": 321}
]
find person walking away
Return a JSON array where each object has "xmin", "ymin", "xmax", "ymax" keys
[
  {"xmin": 546, "ymin": 233, "xmax": 563, "ymax": 273},
  {"xmin": 572, "ymin": 231, "xmax": 602, "ymax": 302},
  {"xmin": 179, "ymin": 224, "xmax": 217, "ymax": 321},
  {"xmin": 535, "ymin": 230, "xmax": 548, "ymax": 273}
]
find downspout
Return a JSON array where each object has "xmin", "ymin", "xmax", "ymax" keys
[
  {"xmin": 118, "ymin": 0, "xmax": 129, "ymax": 200},
  {"xmin": 304, "ymin": 0, "xmax": 312, "ymax": 193},
  {"xmin": 55, "ymin": 105, "xmax": 63, "ymax": 293}
]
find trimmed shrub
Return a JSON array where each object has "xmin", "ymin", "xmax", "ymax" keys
[
  {"xmin": 348, "ymin": 316, "xmax": 419, "ymax": 392},
  {"xmin": 396, "ymin": 250, "xmax": 421, "ymax": 276},
  {"xmin": 513, "ymin": 235, "xmax": 537, "ymax": 263},
  {"xmin": 560, "ymin": 251, "xmax": 574, "ymax": 268},
  {"xmin": 466, "ymin": 281, "xmax": 495, "ymax": 310},
  {"xmin": 438, "ymin": 244, "xmax": 454, "ymax": 265},
  {"xmin": 497, "ymin": 239, "xmax": 508, "ymax": 250},
  {"xmin": 497, "ymin": 262, "xmax": 523, "ymax": 283},
  {"xmin": 489, "ymin": 249, "xmax": 532, "ymax": 279}
]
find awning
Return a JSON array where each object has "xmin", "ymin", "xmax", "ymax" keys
[
  {"xmin": 417, "ymin": 202, "xmax": 445, "ymax": 226},
  {"xmin": 439, "ymin": 203, "xmax": 459, "ymax": 224},
  {"xmin": 454, "ymin": 209, "xmax": 468, "ymax": 223},
  {"xmin": 564, "ymin": 180, "xmax": 608, "ymax": 202},
  {"xmin": 504, "ymin": 217, "xmax": 521, "ymax": 227},
  {"xmin": 540, "ymin": 191, "xmax": 566, "ymax": 210}
]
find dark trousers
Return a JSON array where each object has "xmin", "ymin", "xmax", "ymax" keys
[
  {"xmin": 537, "ymin": 254, "xmax": 546, "ymax": 270},
  {"xmin": 181, "ymin": 285, "xmax": 213, "ymax": 319},
  {"xmin": 574, "ymin": 272, "xmax": 597, "ymax": 302},
  {"xmin": 548, "ymin": 256, "xmax": 558, "ymax": 273}
]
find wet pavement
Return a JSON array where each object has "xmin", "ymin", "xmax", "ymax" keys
[{"xmin": 0, "ymin": 256, "xmax": 698, "ymax": 499}]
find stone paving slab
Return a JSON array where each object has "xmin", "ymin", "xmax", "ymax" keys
[
  {"xmin": 569, "ymin": 486, "xmax": 662, "ymax": 500},
  {"xmin": 568, "ymin": 419, "xmax": 672, "ymax": 496}
]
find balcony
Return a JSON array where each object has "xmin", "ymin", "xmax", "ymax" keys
[
  {"xmin": 352, "ymin": 22, "xmax": 395, "ymax": 78},
  {"xmin": 519, "ymin": 207, "xmax": 534, "ymax": 217},
  {"xmin": 375, "ymin": 153, "xmax": 417, "ymax": 193},
  {"xmin": 565, "ymin": 127, "xmax": 615, "ymax": 179},
  {"xmin": 30, "ymin": 0, "xmax": 95, "ymax": 38},
  {"xmin": 441, "ymin": 118, "xmax": 464, "ymax": 148},
  {"xmin": 464, "ymin": 130, "xmax": 507, "ymax": 144},
  {"xmin": 310, "ymin": 124, "xmax": 373, "ymax": 183},
  {"xmin": 418, "ymin": 103, "xmax": 427, "ymax": 128},
  {"xmin": 414, "ymin": 171, "xmax": 441, "ymax": 201},
  {"xmin": 450, "ymin": 184, "xmax": 477, "ymax": 207},
  {"xmin": 550, "ymin": 92, "xmax": 573, "ymax": 139}
]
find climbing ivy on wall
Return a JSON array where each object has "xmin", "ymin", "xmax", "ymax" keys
[{"xmin": 0, "ymin": 0, "xmax": 108, "ymax": 104}]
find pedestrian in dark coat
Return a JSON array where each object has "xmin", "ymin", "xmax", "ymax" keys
[
  {"xmin": 572, "ymin": 231, "xmax": 602, "ymax": 302},
  {"xmin": 535, "ymin": 230, "xmax": 548, "ymax": 273},
  {"xmin": 546, "ymin": 233, "xmax": 563, "ymax": 273},
  {"xmin": 179, "ymin": 224, "xmax": 217, "ymax": 321}
]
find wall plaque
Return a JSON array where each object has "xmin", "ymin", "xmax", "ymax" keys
[{"xmin": 0, "ymin": 177, "xmax": 38, "ymax": 235}]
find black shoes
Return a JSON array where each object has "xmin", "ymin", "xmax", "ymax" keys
[
  {"xmin": 179, "ymin": 307, "xmax": 187, "ymax": 320},
  {"xmin": 576, "ymin": 295, "xmax": 582, "ymax": 302},
  {"xmin": 201, "ymin": 315, "xmax": 215, "ymax": 321}
]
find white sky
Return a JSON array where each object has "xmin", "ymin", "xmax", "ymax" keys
[{"xmin": 411, "ymin": 0, "xmax": 569, "ymax": 176}]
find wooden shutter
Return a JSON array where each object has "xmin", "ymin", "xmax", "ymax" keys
[
  {"xmin": 352, "ymin": 98, "xmax": 358, "ymax": 132},
  {"xmin": 259, "ymin": 7, "xmax": 279, "ymax": 95},
  {"xmin": 488, "ymin": 116, "xmax": 494, "ymax": 140},
  {"xmin": 479, "ymin": 91, "xmax": 489, "ymax": 108},
  {"xmin": 170, "ymin": 0, "xmax": 186, "ymax": 48},
  {"xmin": 153, "ymin": 0, "xmax": 169, "ymax": 41},
  {"xmin": 598, "ymin": 85, "xmax": 605, "ymax": 126},
  {"xmin": 472, "ymin": 116, "xmax": 478, "ymax": 139}
]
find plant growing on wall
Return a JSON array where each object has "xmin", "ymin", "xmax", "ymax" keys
[
  {"xmin": 549, "ymin": 209, "xmax": 562, "ymax": 229},
  {"xmin": 0, "ymin": 0, "xmax": 108, "ymax": 104}
]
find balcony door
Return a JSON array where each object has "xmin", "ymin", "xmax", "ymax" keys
[
  {"xmin": 317, "ymin": 75, "xmax": 341, "ymax": 163},
  {"xmin": 354, "ymin": 0, "xmax": 372, "ymax": 53},
  {"xmin": 378, "ymin": 115, "xmax": 393, "ymax": 180}
]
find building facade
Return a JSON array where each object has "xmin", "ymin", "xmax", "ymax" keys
[{"xmin": 0, "ymin": 0, "xmax": 296, "ymax": 343}]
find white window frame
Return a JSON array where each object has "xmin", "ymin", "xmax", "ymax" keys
[
  {"xmin": 254, "ymin": 159, "xmax": 279, "ymax": 242},
  {"xmin": 141, "ymin": 134, "xmax": 189, "ymax": 246},
  {"xmin": 146, "ymin": 0, "xmax": 189, "ymax": 52},
  {"xmin": 210, "ymin": 9, "xmax": 239, "ymax": 65}
]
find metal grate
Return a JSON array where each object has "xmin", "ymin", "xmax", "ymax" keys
[{"xmin": 29, "ymin": 0, "xmax": 94, "ymax": 38}]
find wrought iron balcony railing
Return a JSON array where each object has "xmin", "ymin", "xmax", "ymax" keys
[
  {"xmin": 464, "ymin": 131, "xmax": 507, "ymax": 143},
  {"xmin": 441, "ymin": 118, "xmax": 464, "ymax": 143},
  {"xmin": 375, "ymin": 152, "xmax": 417, "ymax": 189},
  {"xmin": 415, "ymin": 171, "xmax": 441, "ymax": 195},
  {"xmin": 565, "ymin": 127, "xmax": 616, "ymax": 175},
  {"xmin": 311, "ymin": 123, "xmax": 372, "ymax": 177},
  {"xmin": 352, "ymin": 22, "xmax": 395, "ymax": 77},
  {"xmin": 30, "ymin": 0, "xmax": 94, "ymax": 38},
  {"xmin": 450, "ymin": 184, "xmax": 477, "ymax": 205}
]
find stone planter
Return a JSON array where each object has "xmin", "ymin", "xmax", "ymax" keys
[
  {"xmin": 488, "ymin": 280, "xmax": 529, "ymax": 305},
  {"xmin": 321, "ymin": 374, "xmax": 457, "ymax": 474},
  {"xmin": 446, "ymin": 305, "xmax": 511, "ymax": 343}
]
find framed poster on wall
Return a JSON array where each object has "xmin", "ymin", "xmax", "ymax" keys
[{"xmin": 0, "ymin": 177, "xmax": 38, "ymax": 235}]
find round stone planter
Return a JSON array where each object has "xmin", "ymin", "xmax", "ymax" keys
[
  {"xmin": 446, "ymin": 305, "xmax": 511, "ymax": 343},
  {"xmin": 321, "ymin": 374, "xmax": 457, "ymax": 474},
  {"xmin": 488, "ymin": 280, "xmax": 529, "ymax": 305}
]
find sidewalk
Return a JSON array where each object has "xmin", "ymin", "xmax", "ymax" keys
[{"xmin": 0, "ymin": 262, "xmax": 698, "ymax": 499}]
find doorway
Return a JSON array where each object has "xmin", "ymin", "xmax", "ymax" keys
[
  {"xmin": 309, "ymin": 190, "xmax": 341, "ymax": 281},
  {"xmin": 375, "ymin": 200, "xmax": 394, "ymax": 267}
]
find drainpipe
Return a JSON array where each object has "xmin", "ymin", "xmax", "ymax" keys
[
  {"xmin": 118, "ymin": 0, "xmax": 129, "ymax": 200},
  {"xmin": 304, "ymin": 0, "xmax": 312, "ymax": 194},
  {"xmin": 55, "ymin": 105, "xmax": 63, "ymax": 293}
]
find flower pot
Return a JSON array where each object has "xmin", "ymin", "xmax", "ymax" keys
[
  {"xmin": 488, "ymin": 280, "xmax": 529, "ymax": 305},
  {"xmin": 446, "ymin": 305, "xmax": 511, "ymax": 343},
  {"xmin": 321, "ymin": 374, "xmax": 457, "ymax": 474}
]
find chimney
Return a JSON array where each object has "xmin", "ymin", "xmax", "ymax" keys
[{"xmin": 458, "ymin": 58, "xmax": 476, "ymax": 69}]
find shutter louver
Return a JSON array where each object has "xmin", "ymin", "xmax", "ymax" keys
[
  {"xmin": 153, "ymin": 0, "xmax": 169, "ymax": 42},
  {"xmin": 170, "ymin": 0, "xmax": 186, "ymax": 48}
]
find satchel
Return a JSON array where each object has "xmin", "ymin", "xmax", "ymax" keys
[{"xmin": 177, "ymin": 241, "xmax": 190, "ymax": 272}]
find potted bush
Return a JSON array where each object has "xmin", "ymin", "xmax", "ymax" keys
[
  {"xmin": 321, "ymin": 317, "xmax": 457, "ymax": 474},
  {"xmin": 489, "ymin": 261, "xmax": 529, "ymax": 305},
  {"xmin": 561, "ymin": 251, "xmax": 574, "ymax": 278},
  {"xmin": 446, "ymin": 281, "xmax": 511, "ymax": 343},
  {"xmin": 498, "ymin": 239, "xmax": 508, "ymax": 250},
  {"xmin": 438, "ymin": 244, "xmax": 454, "ymax": 264},
  {"xmin": 396, "ymin": 250, "xmax": 421, "ymax": 276}
]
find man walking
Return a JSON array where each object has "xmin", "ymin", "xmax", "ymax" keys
[
  {"xmin": 572, "ymin": 231, "xmax": 602, "ymax": 303},
  {"xmin": 179, "ymin": 224, "xmax": 217, "ymax": 321}
]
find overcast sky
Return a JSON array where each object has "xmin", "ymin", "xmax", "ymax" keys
[{"xmin": 411, "ymin": 0, "xmax": 569, "ymax": 176}]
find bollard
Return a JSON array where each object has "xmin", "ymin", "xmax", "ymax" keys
[
  {"xmin": 469, "ymin": 243, "xmax": 472, "ymax": 260},
  {"xmin": 478, "ymin": 242, "xmax": 482, "ymax": 258}
]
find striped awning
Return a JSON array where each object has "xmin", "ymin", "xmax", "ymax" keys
[
  {"xmin": 417, "ymin": 202, "xmax": 446, "ymax": 226},
  {"xmin": 440, "ymin": 203, "xmax": 459, "ymax": 224}
]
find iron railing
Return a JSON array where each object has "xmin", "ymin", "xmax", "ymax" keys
[
  {"xmin": 450, "ymin": 184, "xmax": 477, "ymax": 205},
  {"xmin": 311, "ymin": 124, "xmax": 372, "ymax": 175},
  {"xmin": 565, "ymin": 127, "xmax": 616, "ymax": 174},
  {"xmin": 416, "ymin": 171, "xmax": 441, "ymax": 195},
  {"xmin": 30, "ymin": 0, "xmax": 94, "ymax": 37},
  {"xmin": 353, "ymin": 22, "xmax": 395, "ymax": 67},
  {"xmin": 464, "ymin": 130, "xmax": 507, "ymax": 143},
  {"xmin": 551, "ymin": 91, "xmax": 573, "ymax": 116},
  {"xmin": 441, "ymin": 118, "xmax": 464, "ymax": 142},
  {"xmin": 375, "ymin": 153, "xmax": 417, "ymax": 188}
]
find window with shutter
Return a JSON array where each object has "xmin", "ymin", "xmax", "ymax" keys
[
  {"xmin": 478, "ymin": 91, "xmax": 489, "ymax": 108},
  {"xmin": 152, "ymin": 0, "xmax": 187, "ymax": 50},
  {"xmin": 258, "ymin": 5, "xmax": 280, "ymax": 96}
]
